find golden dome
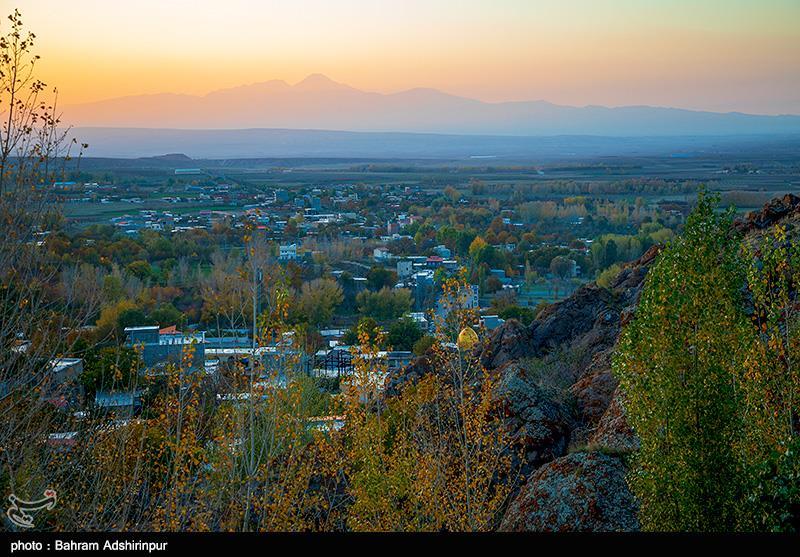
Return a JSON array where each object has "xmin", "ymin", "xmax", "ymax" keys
[{"xmin": 457, "ymin": 327, "xmax": 479, "ymax": 351}]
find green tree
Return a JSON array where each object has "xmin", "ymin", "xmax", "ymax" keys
[
  {"xmin": 603, "ymin": 239, "xmax": 618, "ymax": 268},
  {"xmin": 549, "ymin": 256, "xmax": 573, "ymax": 280},
  {"xmin": 356, "ymin": 288, "xmax": 412, "ymax": 321},
  {"xmin": 596, "ymin": 263, "xmax": 621, "ymax": 288},
  {"xmin": 117, "ymin": 307, "xmax": 149, "ymax": 332},
  {"xmin": 387, "ymin": 318, "xmax": 423, "ymax": 351},
  {"xmin": 366, "ymin": 266, "xmax": 397, "ymax": 290},
  {"xmin": 614, "ymin": 192, "xmax": 753, "ymax": 531},
  {"xmin": 412, "ymin": 334, "xmax": 436, "ymax": 356},
  {"xmin": 497, "ymin": 306, "xmax": 536, "ymax": 326},
  {"xmin": 741, "ymin": 224, "xmax": 800, "ymax": 531},
  {"xmin": 148, "ymin": 303, "xmax": 184, "ymax": 328},
  {"xmin": 126, "ymin": 260, "xmax": 153, "ymax": 281},
  {"xmin": 81, "ymin": 346, "xmax": 142, "ymax": 397},
  {"xmin": 342, "ymin": 317, "xmax": 382, "ymax": 347},
  {"xmin": 102, "ymin": 275, "xmax": 125, "ymax": 302}
]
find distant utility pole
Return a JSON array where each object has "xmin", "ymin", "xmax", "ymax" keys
[{"xmin": 250, "ymin": 253, "xmax": 262, "ymax": 378}]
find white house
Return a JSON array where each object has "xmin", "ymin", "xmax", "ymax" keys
[{"xmin": 373, "ymin": 247, "xmax": 391, "ymax": 261}]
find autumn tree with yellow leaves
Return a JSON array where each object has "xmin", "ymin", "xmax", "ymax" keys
[{"xmin": 328, "ymin": 272, "xmax": 521, "ymax": 531}]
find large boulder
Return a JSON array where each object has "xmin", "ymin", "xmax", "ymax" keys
[
  {"xmin": 480, "ymin": 285, "xmax": 618, "ymax": 370},
  {"xmin": 477, "ymin": 318, "xmax": 531, "ymax": 370},
  {"xmin": 492, "ymin": 361, "xmax": 571, "ymax": 470},
  {"xmin": 500, "ymin": 451, "xmax": 639, "ymax": 532}
]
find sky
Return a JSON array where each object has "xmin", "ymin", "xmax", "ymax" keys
[{"xmin": 8, "ymin": 0, "xmax": 800, "ymax": 114}]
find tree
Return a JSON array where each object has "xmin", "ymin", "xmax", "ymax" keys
[
  {"xmin": 200, "ymin": 250, "xmax": 249, "ymax": 335},
  {"xmin": 335, "ymin": 304, "xmax": 521, "ymax": 531},
  {"xmin": 102, "ymin": 274, "xmax": 125, "ymax": 302},
  {"xmin": 549, "ymin": 255, "xmax": 573, "ymax": 280},
  {"xmin": 603, "ymin": 238, "xmax": 618, "ymax": 268},
  {"xmin": 126, "ymin": 260, "xmax": 152, "ymax": 281},
  {"xmin": 524, "ymin": 260, "xmax": 538, "ymax": 287},
  {"xmin": 443, "ymin": 185, "xmax": 460, "ymax": 204},
  {"xmin": 95, "ymin": 299, "xmax": 142, "ymax": 342},
  {"xmin": 387, "ymin": 318, "xmax": 423, "ymax": 351},
  {"xmin": 549, "ymin": 255, "xmax": 574, "ymax": 300},
  {"xmin": 741, "ymin": 224, "xmax": 800, "ymax": 531},
  {"xmin": 0, "ymin": 10, "xmax": 97, "ymax": 515},
  {"xmin": 81, "ymin": 346, "xmax": 141, "ymax": 397},
  {"xmin": 497, "ymin": 305, "xmax": 535, "ymax": 326},
  {"xmin": 614, "ymin": 192, "xmax": 752, "ymax": 531},
  {"xmin": 483, "ymin": 275, "xmax": 500, "ymax": 294},
  {"xmin": 366, "ymin": 265, "xmax": 397, "ymax": 290},
  {"xmin": 491, "ymin": 289, "xmax": 517, "ymax": 313},
  {"xmin": 356, "ymin": 287, "xmax": 412, "ymax": 321},
  {"xmin": 117, "ymin": 306, "xmax": 149, "ymax": 332},
  {"xmin": 294, "ymin": 278, "xmax": 343, "ymax": 327},
  {"xmin": 468, "ymin": 236, "xmax": 488, "ymax": 261},
  {"xmin": 342, "ymin": 317, "xmax": 382, "ymax": 347},
  {"xmin": 149, "ymin": 303, "xmax": 183, "ymax": 328},
  {"xmin": 596, "ymin": 263, "xmax": 621, "ymax": 288},
  {"xmin": 412, "ymin": 335, "xmax": 436, "ymax": 356}
]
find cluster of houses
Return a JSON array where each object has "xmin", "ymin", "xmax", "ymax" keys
[
  {"xmin": 17, "ymin": 320, "xmax": 430, "ymax": 426},
  {"xmin": 110, "ymin": 210, "xmax": 232, "ymax": 235}
]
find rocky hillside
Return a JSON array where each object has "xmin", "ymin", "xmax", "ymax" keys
[
  {"xmin": 387, "ymin": 194, "xmax": 800, "ymax": 532},
  {"xmin": 386, "ymin": 245, "xmax": 660, "ymax": 531},
  {"xmin": 490, "ymin": 246, "xmax": 660, "ymax": 532}
]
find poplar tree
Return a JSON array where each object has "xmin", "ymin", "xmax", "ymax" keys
[{"xmin": 614, "ymin": 192, "xmax": 753, "ymax": 531}]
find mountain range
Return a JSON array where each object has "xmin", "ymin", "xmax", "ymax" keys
[{"xmin": 64, "ymin": 74, "xmax": 800, "ymax": 137}]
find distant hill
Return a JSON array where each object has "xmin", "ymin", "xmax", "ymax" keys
[
  {"xmin": 140, "ymin": 153, "xmax": 194, "ymax": 162},
  {"xmin": 64, "ymin": 74, "xmax": 800, "ymax": 137}
]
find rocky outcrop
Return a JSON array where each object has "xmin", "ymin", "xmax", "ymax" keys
[
  {"xmin": 734, "ymin": 193, "xmax": 800, "ymax": 234},
  {"xmin": 479, "ymin": 285, "xmax": 618, "ymax": 370},
  {"xmin": 387, "ymin": 355, "xmax": 573, "ymax": 473},
  {"xmin": 492, "ymin": 361, "xmax": 571, "ymax": 470},
  {"xmin": 477, "ymin": 318, "xmax": 531, "ymax": 370},
  {"xmin": 477, "ymin": 246, "xmax": 663, "ymax": 531},
  {"xmin": 482, "ymin": 245, "xmax": 661, "ymax": 422},
  {"xmin": 569, "ymin": 350, "xmax": 617, "ymax": 426},
  {"xmin": 495, "ymin": 196, "xmax": 800, "ymax": 532},
  {"xmin": 481, "ymin": 245, "xmax": 659, "ymax": 372},
  {"xmin": 500, "ymin": 451, "xmax": 639, "ymax": 532}
]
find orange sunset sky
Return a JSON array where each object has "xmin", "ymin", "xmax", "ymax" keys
[{"xmin": 8, "ymin": 0, "xmax": 800, "ymax": 114}]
